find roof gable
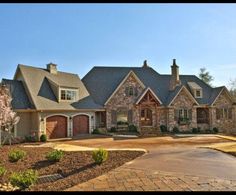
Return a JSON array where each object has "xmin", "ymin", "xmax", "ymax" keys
[
  {"xmin": 1, "ymin": 79, "xmax": 35, "ymax": 110},
  {"xmin": 136, "ymin": 87, "xmax": 162, "ymax": 105},
  {"xmin": 13, "ymin": 64, "xmax": 93, "ymax": 110},
  {"xmin": 104, "ymin": 70, "xmax": 145, "ymax": 105},
  {"xmin": 211, "ymin": 87, "xmax": 233, "ymax": 106},
  {"xmin": 168, "ymin": 85, "xmax": 199, "ymax": 106}
]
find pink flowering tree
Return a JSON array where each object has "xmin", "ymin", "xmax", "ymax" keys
[{"xmin": 0, "ymin": 84, "xmax": 20, "ymax": 146}]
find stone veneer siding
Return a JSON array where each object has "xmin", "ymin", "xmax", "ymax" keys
[
  {"xmin": 105, "ymin": 74, "xmax": 145, "ymax": 129},
  {"xmin": 168, "ymin": 88, "xmax": 197, "ymax": 131},
  {"xmin": 212, "ymin": 90, "xmax": 235, "ymax": 133}
]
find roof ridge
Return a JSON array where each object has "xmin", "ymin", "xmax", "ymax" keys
[
  {"xmin": 93, "ymin": 66, "xmax": 144, "ymax": 68},
  {"xmin": 19, "ymin": 64, "xmax": 79, "ymax": 76}
]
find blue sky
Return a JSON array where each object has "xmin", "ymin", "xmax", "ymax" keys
[{"xmin": 0, "ymin": 3, "xmax": 236, "ymax": 88}]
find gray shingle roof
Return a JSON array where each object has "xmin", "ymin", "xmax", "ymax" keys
[
  {"xmin": 82, "ymin": 66, "xmax": 226, "ymax": 106},
  {"xmin": 11, "ymin": 64, "xmax": 102, "ymax": 110},
  {"xmin": 1, "ymin": 79, "xmax": 35, "ymax": 109},
  {"xmin": 71, "ymin": 96, "xmax": 104, "ymax": 109}
]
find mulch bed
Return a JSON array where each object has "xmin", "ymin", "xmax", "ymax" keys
[{"xmin": 0, "ymin": 145, "xmax": 144, "ymax": 191}]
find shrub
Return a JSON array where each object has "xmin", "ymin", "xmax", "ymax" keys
[
  {"xmin": 117, "ymin": 121, "xmax": 128, "ymax": 125},
  {"xmin": 24, "ymin": 135, "xmax": 38, "ymax": 142},
  {"xmin": 160, "ymin": 125, "xmax": 167, "ymax": 133},
  {"xmin": 213, "ymin": 127, "xmax": 219, "ymax": 134},
  {"xmin": 110, "ymin": 127, "xmax": 116, "ymax": 132},
  {"xmin": 46, "ymin": 149, "xmax": 64, "ymax": 162},
  {"xmin": 192, "ymin": 128, "xmax": 198, "ymax": 134},
  {"xmin": 128, "ymin": 124, "xmax": 138, "ymax": 132},
  {"xmin": 92, "ymin": 148, "xmax": 108, "ymax": 165},
  {"xmin": 0, "ymin": 166, "xmax": 7, "ymax": 177},
  {"xmin": 40, "ymin": 134, "xmax": 47, "ymax": 142},
  {"xmin": 205, "ymin": 129, "xmax": 212, "ymax": 134},
  {"xmin": 172, "ymin": 126, "xmax": 179, "ymax": 133},
  {"xmin": 8, "ymin": 149, "xmax": 26, "ymax": 162},
  {"xmin": 10, "ymin": 169, "xmax": 38, "ymax": 190},
  {"xmin": 92, "ymin": 129, "xmax": 100, "ymax": 134}
]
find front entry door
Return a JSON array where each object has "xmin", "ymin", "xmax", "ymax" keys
[{"xmin": 140, "ymin": 108, "xmax": 152, "ymax": 126}]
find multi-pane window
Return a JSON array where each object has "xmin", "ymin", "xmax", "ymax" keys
[
  {"xmin": 178, "ymin": 109, "xmax": 188, "ymax": 119},
  {"xmin": 60, "ymin": 89, "xmax": 77, "ymax": 101},
  {"xmin": 175, "ymin": 108, "xmax": 191, "ymax": 124},
  {"xmin": 129, "ymin": 87, "xmax": 134, "ymax": 96},
  {"xmin": 196, "ymin": 90, "xmax": 201, "ymax": 97},
  {"xmin": 216, "ymin": 108, "xmax": 232, "ymax": 120},
  {"xmin": 125, "ymin": 86, "xmax": 138, "ymax": 97}
]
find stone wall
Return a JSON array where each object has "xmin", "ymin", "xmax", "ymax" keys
[
  {"xmin": 168, "ymin": 88, "xmax": 197, "ymax": 131},
  {"xmin": 212, "ymin": 90, "xmax": 235, "ymax": 133},
  {"xmin": 105, "ymin": 73, "xmax": 145, "ymax": 129}
]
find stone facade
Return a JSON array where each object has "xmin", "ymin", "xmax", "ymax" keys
[
  {"xmin": 212, "ymin": 90, "xmax": 235, "ymax": 133},
  {"xmin": 105, "ymin": 75, "xmax": 236, "ymax": 134},
  {"xmin": 105, "ymin": 73, "xmax": 145, "ymax": 129},
  {"xmin": 168, "ymin": 88, "xmax": 197, "ymax": 131}
]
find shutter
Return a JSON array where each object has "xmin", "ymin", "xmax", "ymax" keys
[
  {"xmin": 174, "ymin": 109, "xmax": 179, "ymax": 121},
  {"xmin": 188, "ymin": 109, "xmax": 192, "ymax": 120},
  {"xmin": 111, "ymin": 110, "xmax": 117, "ymax": 124},
  {"xmin": 220, "ymin": 108, "xmax": 223, "ymax": 119},
  {"xmin": 134, "ymin": 87, "xmax": 138, "ymax": 97},
  {"xmin": 229, "ymin": 108, "xmax": 232, "ymax": 119},
  {"xmin": 128, "ymin": 109, "xmax": 133, "ymax": 124},
  {"xmin": 216, "ymin": 108, "xmax": 220, "ymax": 120},
  {"xmin": 125, "ymin": 87, "xmax": 129, "ymax": 96}
]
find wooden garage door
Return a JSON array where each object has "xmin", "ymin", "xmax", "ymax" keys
[
  {"xmin": 46, "ymin": 115, "xmax": 67, "ymax": 139},
  {"xmin": 73, "ymin": 115, "xmax": 89, "ymax": 135}
]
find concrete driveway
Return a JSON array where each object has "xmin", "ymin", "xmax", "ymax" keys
[
  {"xmin": 123, "ymin": 145, "xmax": 236, "ymax": 180},
  {"xmin": 57, "ymin": 135, "xmax": 236, "ymax": 191}
]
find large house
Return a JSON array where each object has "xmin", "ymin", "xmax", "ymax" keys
[{"xmin": 1, "ymin": 59, "xmax": 236, "ymax": 139}]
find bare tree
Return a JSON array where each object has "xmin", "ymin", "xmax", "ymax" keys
[
  {"xmin": 198, "ymin": 67, "xmax": 214, "ymax": 86},
  {"xmin": 0, "ymin": 84, "xmax": 20, "ymax": 146}
]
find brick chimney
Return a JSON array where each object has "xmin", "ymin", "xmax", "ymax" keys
[
  {"xmin": 47, "ymin": 62, "xmax": 57, "ymax": 74},
  {"xmin": 169, "ymin": 59, "xmax": 181, "ymax": 90}
]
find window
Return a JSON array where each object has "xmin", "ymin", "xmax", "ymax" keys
[
  {"xmin": 196, "ymin": 90, "xmax": 201, "ymax": 98},
  {"xmin": 125, "ymin": 86, "xmax": 137, "ymax": 96},
  {"xmin": 129, "ymin": 87, "xmax": 134, "ymax": 96},
  {"xmin": 117, "ymin": 110, "xmax": 128, "ymax": 123},
  {"xmin": 178, "ymin": 109, "xmax": 188, "ymax": 119},
  {"xmin": 176, "ymin": 108, "xmax": 191, "ymax": 124},
  {"xmin": 60, "ymin": 89, "xmax": 77, "ymax": 101},
  {"xmin": 216, "ymin": 107, "xmax": 232, "ymax": 120}
]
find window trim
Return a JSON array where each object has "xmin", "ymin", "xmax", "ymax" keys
[
  {"xmin": 128, "ymin": 86, "xmax": 134, "ymax": 96},
  {"xmin": 216, "ymin": 107, "xmax": 232, "ymax": 120},
  {"xmin": 59, "ymin": 88, "xmax": 78, "ymax": 102},
  {"xmin": 195, "ymin": 89, "xmax": 202, "ymax": 98}
]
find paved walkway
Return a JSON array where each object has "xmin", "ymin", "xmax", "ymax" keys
[
  {"xmin": 63, "ymin": 135, "xmax": 236, "ymax": 191},
  {"xmin": 66, "ymin": 167, "xmax": 236, "ymax": 191}
]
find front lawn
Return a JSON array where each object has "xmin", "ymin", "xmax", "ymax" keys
[
  {"xmin": 0, "ymin": 145, "xmax": 144, "ymax": 191},
  {"xmin": 202, "ymin": 142, "xmax": 236, "ymax": 158}
]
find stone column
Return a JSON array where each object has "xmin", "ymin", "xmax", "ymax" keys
[
  {"xmin": 191, "ymin": 106, "xmax": 197, "ymax": 128},
  {"xmin": 106, "ymin": 110, "xmax": 111, "ymax": 130},
  {"xmin": 209, "ymin": 107, "xmax": 216, "ymax": 130},
  {"xmin": 167, "ymin": 108, "xmax": 175, "ymax": 131}
]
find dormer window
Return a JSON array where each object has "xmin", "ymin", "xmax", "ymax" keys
[
  {"xmin": 195, "ymin": 89, "xmax": 202, "ymax": 98},
  {"xmin": 60, "ymin": 89, "xmax": 77, "ymax": 101},
  {"xmin": 187, "ymin": 82, "xmax": 203, "ymax": 98}
]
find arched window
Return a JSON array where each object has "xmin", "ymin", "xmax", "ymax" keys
[{"xmin": 140, "ymin": 108, "xmax": 152, "ymax": 126}]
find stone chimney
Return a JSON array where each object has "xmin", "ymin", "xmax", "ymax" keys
[
  {"xmin": 142, "ymin": 60, "xmax": 148, "ymax": 68},
  {"xmin": 47, "ymin": 62, "xmax": 57, "ymax": 74},
  {"xmin": 169, "ymin": 59, "xmax": 181, "ymax": 90}
]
